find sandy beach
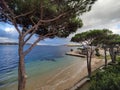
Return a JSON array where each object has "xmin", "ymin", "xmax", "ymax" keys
[
  {"xmin": 26, "ymin": 56, "xmax": 107, "ymax": 90},
  {"xmin": 25, "ymin": 58, "xmax": 86, "ymax": 90},
  {"xmin": 1, "ymin": 55, "xmax": 107, "ymax": 90},
  {"xmin": 41, "ymin": 60, "xmax": 87, "ymax": 90},
  {"xmin": 41, "ymin": 57, "xmax": 108, "ymax": 90}
]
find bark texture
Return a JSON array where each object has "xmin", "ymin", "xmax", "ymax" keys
[{"xmin": 18, "ymin": 35, "xmax": 26, "ymax": 90}]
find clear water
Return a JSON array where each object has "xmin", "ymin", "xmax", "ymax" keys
[{"xmin": 0, "ymin": 45, "xmax": 84, "ymax": 90}]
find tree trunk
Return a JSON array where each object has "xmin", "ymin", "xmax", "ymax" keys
[
  {"xmin": 86, "ymin": 50, "xmax": 92, "ymax": 78},
  {"xmin": 86, "ymin": 50, "xmax": 89, "ymax": 77},
  {"xmin": 88, "ymin": 50, "xmax": 93, "ymax": 78},
  {"xmin": 109, "ymin": 48, "xmax": 115, "ymax": 63},
  {"xmin": 18, "ymin": 35, "xmax": 26, "ymax": 90},
  {"xmin": 104, "ymin": 48, "xmax": 107, "ymax": 67},
  {"xmin": 113, "ymin": 50, "xmax": 117, "ymax": 63},
  {"xmin": 88, "ymin": 61, "xmax": 91, "ymax": 78}
]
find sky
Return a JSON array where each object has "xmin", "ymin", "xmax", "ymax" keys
[{"xmin": 0, "ymin": 0, "xmax": 120, "ymax": 45}]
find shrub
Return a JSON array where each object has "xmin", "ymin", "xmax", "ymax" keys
[
  {"xmin": 117, "ymin": 56, "xmax": 120, "ymax": 65},
  {"xmin": 89, "ymin": 65, "xmax": 120, "ymax": 90}
]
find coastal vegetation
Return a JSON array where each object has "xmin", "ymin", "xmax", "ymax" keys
[
  {"xmin": 90, "ymin": 57, "xmax": 120, "ymax": 90},
  {"xmin": 0, "ymin": 0, "xmax": 97, "ymax": 90}
]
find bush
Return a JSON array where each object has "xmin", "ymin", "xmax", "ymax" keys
[
  {"xmin": 89, "ymin": 65, "xmax": 120, "ymax": 90},
  {"xmin": 117, "ymin": 56, "xmax": 120, "ymax": 65}
]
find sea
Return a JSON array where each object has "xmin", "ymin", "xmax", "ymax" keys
[{"xmin": 0, "ymin": 45, "xmax": 85, "ymax": 90}]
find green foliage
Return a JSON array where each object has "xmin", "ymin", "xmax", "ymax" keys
[
  {"xmin": 117, "ymin": 56, "xmax": 120, "ymax": 65},
  {"xmin": 89, "ymin": 64, "xmax": 120, "ymax": 90},
  {"xmin": 0, "ymin": 0, "xmax": 97, "ymax": 38},
  {"xmin": 101, "ymin": 34, "xmax": 120, "ymax": 46},
  {"xmin": 71, "ymin": 29, "xmax": 112, "ymax": 45},
  {"xmin": 99, "ymin": 33, "xmax": 120, "ymax": 63}
]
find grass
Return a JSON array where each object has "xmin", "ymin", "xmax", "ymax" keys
[{"xmin": 95, "ymin": 55, "xmax": 111, "ymax": 60}]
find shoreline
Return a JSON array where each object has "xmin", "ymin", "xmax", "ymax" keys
[
  {"xmin": 32, "ymin": 56, "xmax": 108, "ymax": 90},
  {"xmin": 40, "ymin": 60, "xmax": 87, "ymax": 90},
  {"xmin": 28, "ymin": 56, "xmax": 109, "ymax": 90},
  {"xmin": 42, "ymin": 58, "xmax": 109, "ymax": 90},
  {"xmin": 23, "ymin": 56, "xmax": 86, "ymax": 90},
  {"xmin": 0, "ymin": 56, "xmax": 109, "ymax": 90}
]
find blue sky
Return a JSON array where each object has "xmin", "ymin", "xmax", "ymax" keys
[{"xmin": 0, "ymin": 0, "xmax": 120, "ymax": 45}]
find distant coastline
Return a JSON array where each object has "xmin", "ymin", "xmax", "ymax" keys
[
  {"xmin": 0, "ymin": 42, "xmax": 81, "ymax": 47},
  {"xmin": 0, "ymin": 42, "xmax": 31, "ymax": 45}
]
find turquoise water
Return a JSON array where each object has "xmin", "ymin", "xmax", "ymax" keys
[{"xmin": 0, "ymin": 45, "xmax": 84, "ymax": 90}]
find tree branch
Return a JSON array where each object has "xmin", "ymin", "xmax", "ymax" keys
[
  {"xmin": 23, "ymin": 10, "xmax": 68, "ymax": 36},
  {"xmin": 29, "ymin": 16, "xmax": 36, "ymax": 25},
  {"xmin": 23, "ymin": 24, "xmax": 39, "ymax": 37},
  {"xmin": 23, "ymin": 29, "xmax": 37, "ymax": 45},
  {"xmin": 15, "ymin": 10, "xmax": 34, "ymax": 19},
  {"xmin": 1, "ymin": 0, "xmax": 21, "ymax": 34},
  {"xmin": 1, "ymin": 10, "xmax": 21, "ymax": 34},
  {"xmin": 13, "ymin": 19, "xmax": 21, "ymax": 34},
  {"xmin": 1, "ymin": 0, "xmax": 15, "ymax": 16},
  {"xmin": 39, "ymin": 12, "xmax": 66, "ymax": 23},
  {"xmin": 23, "ymin": 32, "xmax": 57, "ymax": 56},
  {"xmin": 0, "ymin": 10, "xmax": 13, "ymax": 22}
]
